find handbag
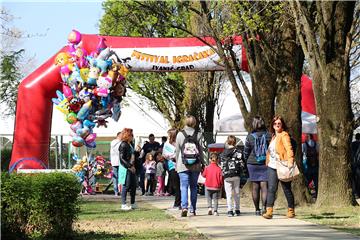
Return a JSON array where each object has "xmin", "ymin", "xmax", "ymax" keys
[{"xmin": 276, "ymin": 160, "xmax": 300, "ymax": 182}]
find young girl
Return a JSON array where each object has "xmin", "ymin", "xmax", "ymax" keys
[
  {"xmin": 202, "ymin": 153, "xmax": 223, "ymax": 216},
  {"xmin": 143, "ymin": 153, "xmax": 156, "ymax": 195},
  {"xmin": 155, "ymin": 153, "xmax": 166, "ymax": 196}
]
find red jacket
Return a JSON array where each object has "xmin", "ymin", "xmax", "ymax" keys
[{"xmin": 202, "ymin": 162, "xmax": 223, "ymax": 190}]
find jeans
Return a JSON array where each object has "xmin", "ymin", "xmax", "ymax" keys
[
  {"xmin": 112, "ymin": 166, "xmax": 119, "ymax": 194},
  {"xmin": 266, "ymin": 167, "xmax": 294, "ymax": 208},
  {"xmin": 179, "ymin": 171, "xmax": 200, "ymax": 211},
  {"xmin": 139, "ymin": 167, "xmax": 145, "ymax": 194},
  {"xmin": 206, "ymin": 188, "xmax": 220, "ymax": 211},
  {"xmin": 224, "ymin": 176, "xmax": 240, "ymax": 211},
  {"xmin": 121, "ymin": 184, "xmax": 136, "ymax": 205}
]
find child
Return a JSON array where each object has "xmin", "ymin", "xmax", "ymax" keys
[
  {"xmin": 220, "ymin": 135, "xmax": 244, "ymax": 217},
  {"xmin": 155, "ymin": 153, "xmax": 166, "ymax": 196},
  {"xmin": 143, "ymin": 153, "xmax": 156, "ymax": 195},
  {"xmin": 202, "ymin": 153, "xmax": 223, "ymax": 216}
]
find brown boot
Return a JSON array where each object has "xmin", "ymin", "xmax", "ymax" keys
[
  {"xmin": 287, "ymin": 208, "xmax": 295, "ymax": 218},
  {"xmin": 262, "ymin": 207, "xmax": 273, "ymax": 219}
]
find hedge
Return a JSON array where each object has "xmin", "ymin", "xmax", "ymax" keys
[{"xmin": 1, "ymin": 172, "xmax": 81, "ymax": 239}]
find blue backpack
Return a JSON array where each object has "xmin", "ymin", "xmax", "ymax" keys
[{"xmin": 251, "ymin": 133, "xmax": 268, "ymax": 163}]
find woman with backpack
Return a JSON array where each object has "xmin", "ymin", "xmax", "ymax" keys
[
  {"xmin": 263, "ymin": 115, "xmax": 296, "ymax": 219},
  {"xmin": 175, "ymin": 115, "xmax": 204, "ymax": 217},
  {"xmin": 244, "ymin": 116, "xmax": 271, "ymax": 216}
]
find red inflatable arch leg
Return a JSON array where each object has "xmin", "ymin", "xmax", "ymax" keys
[{"xmin": 9, "ymin": 48, "xmax": 66, "ymax": 172}]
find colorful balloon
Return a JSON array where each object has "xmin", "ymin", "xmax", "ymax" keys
[
  {"xmin": 66, "ymin": 112, "xmax": 77, "ymax": 124},
  {"xmin": 68, "ymin": 29, "xmax": 82, "ymax": 45}
]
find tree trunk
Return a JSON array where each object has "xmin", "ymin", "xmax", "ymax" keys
[
  {"xmin": 291, "ymin": 1, "xmax": 355, "ymax": 206},
  {"xmin": 183, "ymin": 71, "xmax": 216, "ymax": 146},
  {"xmin": 275, "ymin": 22, "xmax": 311, "ymax": 205},
  {"xmin": 313, "ymin": 69, "xmax": 353, "ymax": 206}
]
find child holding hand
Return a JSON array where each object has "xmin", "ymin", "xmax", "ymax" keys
[{"xmin": 202, "ymin": 153, "xmax": 223, "ymax": 216}]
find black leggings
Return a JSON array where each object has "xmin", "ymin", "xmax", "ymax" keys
[
  {"xmin": 266, "ymin": 167, "xmax": 294, "ymax": 208},
  {"xmin": 251, "ymin": 181, "xmax": 267, "ymax": 210}
]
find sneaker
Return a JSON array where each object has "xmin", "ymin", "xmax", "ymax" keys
[
  {"xmin": 227, "ymin": 211, "xmax": 234, "ymax": 217},
  {"xmin": 192, "ymin": 211, "xmax": 196, "ymax": 216},
  {"xmin": 121, "ymin": 204, "xmax": 132, "ymax": 211},
  {"xmin": 131, "ymin": 203, "xmax": 138, "ymax": 209},
  {"xmin": 214, "ymin": 211, "xmax": 219, "ymax": 216},
  {"xmin": 181, "ymin": 209, "xmax": 188, "ymax": 217},
  {"xmin": 235, "ymin": 210, "xmax": 241, "ymax": 216},
  {"xmin": 255, "ymin": 210, "xmax": 261, "ymax": 216},
  {"xmin": 208, "ymin": 208, "xmax": 213, "ymax": 215}
]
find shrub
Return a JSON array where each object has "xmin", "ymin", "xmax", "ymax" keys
[
  {"xmin": 1, "ymin": 172, "xmax": 81, "ymax": 239},
  {"xmin": 1, "ymin": 148, "xmax": 12, "ymax": 171}
]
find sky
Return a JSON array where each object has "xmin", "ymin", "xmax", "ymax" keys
[{"xmin": 2, "ymin": 0, "xmax": 104, "ymax": 69}]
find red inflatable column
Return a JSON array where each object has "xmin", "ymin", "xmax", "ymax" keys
[{"xmin": 9, "ymin": 50, "xmax": 64, "ymax": 172}]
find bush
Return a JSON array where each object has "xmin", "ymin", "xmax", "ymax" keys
[
  {"xmin": 1, "ymin": 172, "xmax": 81, "ymax": 239},
  {"xmin": 1, "ymin": 148, "xmax": 12, "ymax": 171}
]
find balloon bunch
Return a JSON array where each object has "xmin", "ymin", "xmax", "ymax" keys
[
  {"xmin": 72, "ymin": 155, "xmax": 93, "ymax": 194},
  {"xmin": 52, "ymin": 29, "xmax": 128, "ymax": 148},
  {"xmin": 93, "ymin": 155, "xmax": 112, "ymax": 178}
]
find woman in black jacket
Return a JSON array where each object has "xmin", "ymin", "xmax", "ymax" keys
[{"xmin": 119, "ymin": 128, "xmax": 137, "ymax": 210}]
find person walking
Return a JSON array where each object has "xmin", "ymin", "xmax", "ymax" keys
[
  {"xmin": 110, "ymin": 131, "xmax": 122, "ymax": 196},
  {"xmin": 220, "ymin": 135, "xmax": 244, "ymax": 217},
  {"xmin": 163, "ymin": 128, "xmax": 181, "ymax": 209},
  {"xmin": 263, "ymin": 116, "xmax": 296, "ymax": 219},
  {"xmin": 118, "ymin": 128, "xmax": 137, "ymax": 210},
  {"xmin": 244, "ymin": 116, "xmax": 271, "ymax": 215},
  {"xmin": 202, "ymin": 153, "xmax": 223, "ymax": 216},
  {"xmin": 176, "ymin": 115, "xmax": 204, "ymax": 217}
]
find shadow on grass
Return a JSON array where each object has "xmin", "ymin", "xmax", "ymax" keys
[
  {"xmin": 301, "ymin": 212, "xmax": 351, "ymax": 220},
  {"xmin": 73, "ymin": 231, "xmax": 125, "ymax": 240}
]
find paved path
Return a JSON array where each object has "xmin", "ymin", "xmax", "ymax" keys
[{"xmin": 142, "ymin": 194, "xmax": 359, "ymax": 240}]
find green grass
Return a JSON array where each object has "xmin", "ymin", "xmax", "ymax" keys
[
  {"xmin": 74, "ymin": 199, "xmax": 206, "ymax": 240},
  {"xmin": 296, "ymin": 205, "xmax": 360, "ymax": 236},
  {"xmin": 78, "ymin": 200, "xmax": 171, "ymax": 221}
]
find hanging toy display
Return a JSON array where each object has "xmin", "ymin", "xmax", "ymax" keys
[{"xmin": 52, "ymin": 29, "xmax": 128, "ymax": 148}]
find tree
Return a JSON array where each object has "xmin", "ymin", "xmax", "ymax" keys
[
  {"xmin": 290, "ymin": 1, "xmax": 357, "ymax": 206},
  {"xmin": 0, "ymin": 8, "xmax": 24, "ymax": 116}
]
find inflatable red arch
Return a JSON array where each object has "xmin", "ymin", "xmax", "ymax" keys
[{"xmin": 9, "ymin": 34, "xmax": 315, "ymax": 171}]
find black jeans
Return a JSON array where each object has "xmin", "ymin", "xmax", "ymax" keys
[{"xmin": 266, "ymin": 167, "xmax": 294, "ymax": 208}]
